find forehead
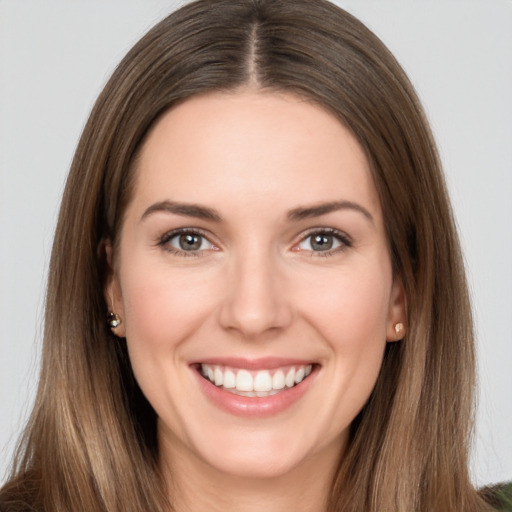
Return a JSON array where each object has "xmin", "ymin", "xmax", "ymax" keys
[{"xmin": 129, "ymin": 90, "xmax": 381, "ymax": 221}]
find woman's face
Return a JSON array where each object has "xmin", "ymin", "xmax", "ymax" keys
[{"xmin": 107, "ymin": 90, "xmax": 405, "ymax": 480}]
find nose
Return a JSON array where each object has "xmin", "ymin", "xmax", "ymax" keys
[{"xmin": 218, "ymin": 249, "xmax": 293, "ymax": 338}]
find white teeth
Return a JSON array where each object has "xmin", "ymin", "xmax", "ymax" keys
[
  {"xmin": 199, "ymin": 364, "xmax": 314, "ymax": 394},
  {"xmin": 295, "ymin": 367, "xmax": 305, "ymax": 384},
  {"xmin": 253, "ymin": 371, "xmax": 272, "ymax": 392},
  {"xmin": 223, "ymin": 369, "xmax": 236, "ymax": 388},
  {"xmin": 285, "ymin": 368, "xmax": 295, "ymax": 388},
  {"xmin": 272, "ymin": 370, "xmax": 285, "ymax": 390},
  {"xmin": 236, "ymin": 369, "xmax": 253, "ymax": 391},
  {"xmin": 214, "ymin": 367, "xmax": 223, "ymax": 386}
]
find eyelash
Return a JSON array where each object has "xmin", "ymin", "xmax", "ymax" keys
[
  {"xmin": 157, "ymin": 227, "xmax": 352, "ymax": 257},
  {"xmin": 295, "ymin": 227, "xmax": 353, "ymax": 257},
  {"xmin": 158, "ymin": 228, "xmax": 214, "ymax": 257}
]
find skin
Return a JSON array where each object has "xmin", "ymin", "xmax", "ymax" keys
[{"xmin": 106, "ymin": 89, "xmax": 406, "ymax": 512}]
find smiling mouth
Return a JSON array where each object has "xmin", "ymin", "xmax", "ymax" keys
[{"xmin": 198, "ymin": 363, "xmax": 314, "ymax": 397}]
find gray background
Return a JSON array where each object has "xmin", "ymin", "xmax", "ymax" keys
[{"xmin": 1, "ymin": 0, "xmax": 511, "ymax": 486}]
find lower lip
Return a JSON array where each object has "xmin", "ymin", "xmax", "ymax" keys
[{"xmin": 193, "ymin": 367, "xmax": 317, "ymax": 418}]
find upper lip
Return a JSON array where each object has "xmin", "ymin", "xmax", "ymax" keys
[{"xmin": 190, "ymin": 357, "xmax": 317, "ymax": 370}]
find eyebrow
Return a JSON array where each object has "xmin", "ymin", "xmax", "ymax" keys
[
  {"xmin": 141, "ymin": 200, "xmax": 222, "ymax": 222},
  {"xmin": 287, "ymin": 200, "xmax": 374, "ymax": 223},
  {"xmin": 141, "ymin": 199, "xmax": 373, "ymax": 224}
]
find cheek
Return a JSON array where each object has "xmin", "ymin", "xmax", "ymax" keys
[
  {"xmin": 119, "ymin": 261, "xmax": 219, "ymax": 362},
  {"xmin": 294, "ymin": 261, "xmax": 392, "ymax": 415},
  {"xmin": 117, "ymin": 260, "xmax": 224, "ymax": 431},
  {"xmin": 297, "ymin": 260, "xmax": 393, "ymax": 348}
]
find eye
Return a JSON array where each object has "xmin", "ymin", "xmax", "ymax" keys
[
  {"xmin": 160, "ymin": 229, "xmax": 215, "ymax": 254},
  {"xmin": 296, "ymin": 229, "xmax": 351, "ymax": 254}
]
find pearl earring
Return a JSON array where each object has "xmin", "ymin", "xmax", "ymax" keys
[
  {"xmin": 108, "ymin": 311, "xmax": 122, "ymax": 328},
  {"xmin": 394, "ymin": 322, "xmax": 404, "ymax": 335},
  {"xmin": 107, "ymin": 293, "xmax": 121, "ymax": 329}
]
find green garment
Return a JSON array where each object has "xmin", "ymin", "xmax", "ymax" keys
[{"xmin": 481, "ymin": 482, "xmax": 512, "ymax": 511}]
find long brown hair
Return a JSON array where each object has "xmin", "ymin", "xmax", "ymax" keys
[{"xmin": 0, "ymin": 1, "xmax": 494, "ymax": 510}]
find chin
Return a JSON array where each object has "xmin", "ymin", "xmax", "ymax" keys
[
  {"xmin": 202, "ymin": 446, "xmax": 310, "ymax": 480},
  {"xmin": 186, "ymin": 423, "xmax": 342, "ymax": 481}
]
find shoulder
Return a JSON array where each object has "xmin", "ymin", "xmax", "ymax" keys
[{"xmin": 480, "ymin": 482, "xmax": 512, "ymax": 511}]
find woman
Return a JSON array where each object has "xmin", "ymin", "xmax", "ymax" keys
[{"xmin": 0, "ymin": 0, "xmax": 509, "ymax": 510}]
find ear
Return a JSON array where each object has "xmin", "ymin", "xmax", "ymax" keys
[
  {"xmin": 386, "ymin": 276, "xmax": 407, "ymax": 342},
  {"xmin": 102, "ymin": 239, "xmax": 126, "ymax": 337}
]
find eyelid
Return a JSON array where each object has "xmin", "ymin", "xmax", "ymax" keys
[
  {"xmin": 156, "ymin": 226, "xmax": 352, "ymax": 257},
  {"xmin": 157, "ymin": 227, "xmax": 218, "ymax": 256},
  {"xmin": 293, "ymin": 227, "xmax": 353, "ymax": 254}
]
